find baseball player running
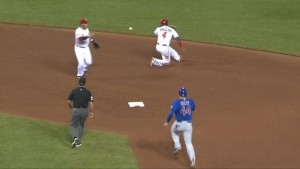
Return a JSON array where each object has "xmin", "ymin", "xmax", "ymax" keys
[
  {"xmin": 150, "ymin": 18, "xmax": 183, "ymax": 67},
  {"xmin": 74, "ymin": 18, "xmax": 100, "ymax": 78},
  {"xmin": 164, "ymin": 87, "xmax": 196, "ymax": 169}
]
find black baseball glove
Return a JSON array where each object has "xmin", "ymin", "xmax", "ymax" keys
[{"xmin": 91, "ymin": 39, "xmax": 101, "ymax": 49}]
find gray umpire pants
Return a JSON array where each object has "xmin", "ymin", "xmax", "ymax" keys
[{"xmin": 70, "ymin": 108, "xmax": 88, "ymax": 142}]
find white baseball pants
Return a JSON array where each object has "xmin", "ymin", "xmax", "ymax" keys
[
  {"xmin": 74, "ymin": 46, "xmax": 92, "ymax": 77},
  {"xmin": 171, "ymin": 121, "xmax": 196, "ymax": 163},
  {"xmin": 152, "ymin": 44, "xmax": 181, "ymax": 67}
]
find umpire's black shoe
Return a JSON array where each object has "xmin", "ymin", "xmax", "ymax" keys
[{"xmin": 72, "ymin": 138, "xmax": 80, "ymax": 148}]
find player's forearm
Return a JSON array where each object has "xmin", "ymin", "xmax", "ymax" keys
[
  {"xmin": 176, "ymin": 38, "xmax": 183, "ymax": 48},
  {"xmin": 166, "ymin": 111, "xmax": 174, "ymax": 123},
  {"xmin": 78, "ymin": 36, "xmax": 89, "ymax": 41},
  {"xmin": 89, "ymin": 102, "xmax": 93, "ymax": 112}
]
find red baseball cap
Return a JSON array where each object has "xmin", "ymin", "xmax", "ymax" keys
[
  {"xmin": 160, "ymin": 18, "xmax": 168, "ymax": 25},
  {"xmin": 80, "ymin": 18, "xmax": 88, "ymax": 24}
]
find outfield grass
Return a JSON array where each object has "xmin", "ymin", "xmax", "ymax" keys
[
  {"xmin": 0, "ymin": 113, "xmax": 138, "ymax": 169},
  {"xmin": 0, "ymin": 0, "xmax": 299, "ymax": 55}
]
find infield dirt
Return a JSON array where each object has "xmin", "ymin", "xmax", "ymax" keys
[{"xmin": 0, "ymin": 23, "xmax": 300, "ymax": 168}]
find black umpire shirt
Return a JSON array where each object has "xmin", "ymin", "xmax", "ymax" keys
[{"xmin": 68, "ymin": 87, "xmax": 93, "ymax": 108}]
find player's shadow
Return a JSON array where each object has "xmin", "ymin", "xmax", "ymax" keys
[{"xmin": 135, "ymin": 138, "xmax": 188, "ymax": 167}]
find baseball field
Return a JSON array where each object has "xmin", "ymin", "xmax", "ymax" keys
[{"xmin": 0, "ymin": 0, "xmax": 300, "ymax": 169}]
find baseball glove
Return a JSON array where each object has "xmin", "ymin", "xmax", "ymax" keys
[
  {"xmin": 91, "ymin": 39, "xmax": 101, "ymax": 49},
  {"xmin": 169, "ymin": 25, "xmax": 176, "ymax": 30}
]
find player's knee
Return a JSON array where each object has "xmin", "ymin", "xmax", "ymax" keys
[
  {"xmin": 78, "ymin": 63, "xmax": 85, "ymax": 68},
  {"xmin": 86, "ymin": 60, "xmax": 93, "ymax": 65}
]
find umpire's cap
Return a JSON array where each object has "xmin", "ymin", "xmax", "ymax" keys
[{"xmin": 79, "ymin": 77, "xmax": 86, "ymax": 86}]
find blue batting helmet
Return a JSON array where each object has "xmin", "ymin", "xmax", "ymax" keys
[{"xmin": 179, "ymin": 87, "xmax": 187, "ymax": 97}]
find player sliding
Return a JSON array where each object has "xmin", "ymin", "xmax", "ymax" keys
[{"xmin": 150, "ymin": 18, "xmax": 184, "ymax": 67}]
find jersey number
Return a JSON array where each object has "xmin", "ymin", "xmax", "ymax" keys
[
  {"xmin": 180, "ymin": 105, "xmax": 192, "ymax": 116},
  {"xmin": 162, "ymin": 31, "xmax": 167, "ymax": 39}
]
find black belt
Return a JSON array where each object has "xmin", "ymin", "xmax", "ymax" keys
[
  {"xmin": 74, "ymin": 107, "xmax": 87, "ymax": 108},
  {"xmin": 157, "ymin": 43, "xmax": 168, "ymax": 46},
  {"xmin": 177, "ymin": 120, "xmax": 192, "ymax": 123},
  {"xmin": 76, "ymin": 45, "xmax": 86, "ymax": 48}
]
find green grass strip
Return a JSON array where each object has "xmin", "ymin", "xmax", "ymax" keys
[
  {"xmin": 0, "ymin": 113, "xmax": 138, "ymax": 169},
  {"xmin": 0, "ymin": 0, "xmax": 299, "ymax": 56}
]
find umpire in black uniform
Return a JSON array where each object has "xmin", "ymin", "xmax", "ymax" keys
[{"xmin": 67, "ymin": 77, "xmax": 93, "ymax": 148}]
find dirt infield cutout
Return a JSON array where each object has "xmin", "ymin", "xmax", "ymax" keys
[{"xmin": 0, "ymin": 23, "xmax": 299, "ymax": 168}]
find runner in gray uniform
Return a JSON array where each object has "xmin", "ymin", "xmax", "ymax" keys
[{"xmin": 67, "ymin": 77, "xmax": 94, "ymax": 148}]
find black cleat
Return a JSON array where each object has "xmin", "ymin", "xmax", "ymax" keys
[
  {"xmin": 173, "ymin": 147, "xmax": 181, "ymax": 155},
  {"xmin": 72, "ymin": 138, "xmax": 80, "ymax": 148}
]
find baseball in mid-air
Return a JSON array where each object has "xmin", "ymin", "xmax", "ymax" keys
[{"xmin": 129, "ymin": 27, "xmax": 133, "ymax": 30}]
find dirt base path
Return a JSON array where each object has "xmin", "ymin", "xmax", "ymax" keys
[{"xmin": 0, "ymin": 23, "xmax": 300, "ymax": 168}]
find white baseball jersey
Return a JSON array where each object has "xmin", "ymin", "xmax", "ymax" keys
[
  {"xmin": 75, "ymin": 27, "xmax": 90, "ymax": 48},
  {"xmin": 154, "ymin": 25, "xmax": 179, "ymax": 46},
  {"xmin": 74, "ymin": 26, "xmax": 92, "ymax": 77}
]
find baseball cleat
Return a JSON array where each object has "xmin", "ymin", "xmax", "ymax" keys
[
  {"xmin": 72, "ymin": 138, "xmax": 80, "ymax": 148},
  {"xmin": 76, "ymin": 143, "xmax": 82, "ymax": 148},
  {"xmin": 173, "ymin": 147, "xmax": 181, "ymax": 155},
  {"xmin": 150, "ymin": 57, "xmax": 155, "ymax": 67},
  {"xmin": 72, "ymin": 138, "xmax": 77, "ymax": 148},
  {"xmin": 190, "ymin": 159, "xmax": 196, "ymax": 169},
  {"xmin": 177, "ymin": 55, "xmax": 183, "ymax": 62}
]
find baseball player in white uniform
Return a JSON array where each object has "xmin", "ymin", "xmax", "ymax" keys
[
  {"xmin": 74, "ymin": 18, "xmax": 93, "ymax": 78},
  {"xmin": 150, "ymin": 18, "xmax": 183, "ymax": 67}
]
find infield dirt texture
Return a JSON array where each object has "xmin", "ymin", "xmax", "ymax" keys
[{"xmin": 0, "ymin": 23, "xmax": 300, "ymax": 168}]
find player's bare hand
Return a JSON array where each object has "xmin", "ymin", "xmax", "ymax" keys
[
  {"xmin": 89, "ymin": 112, "xmax": 94, "ymax": 118},
  {"xmin": 164, "ymin": 122, "xmax": 169, "ymax": 127}
]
